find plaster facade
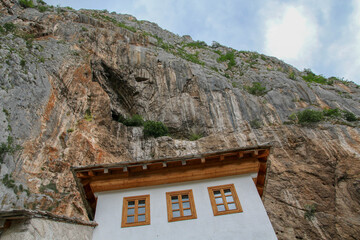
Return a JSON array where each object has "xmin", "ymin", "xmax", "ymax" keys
[{"xmin": 92, "ymin": 174, "xmax": 277, "ymax": 240}]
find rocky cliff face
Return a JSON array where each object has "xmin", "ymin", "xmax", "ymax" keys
[{"xmin": 1, "ymin": 1, "xmax": 360, "ymax": 239}]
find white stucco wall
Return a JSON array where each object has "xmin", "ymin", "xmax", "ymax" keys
[{"xmin": 92, "ymin": 174, "xmax": 277, "ymax": 240}]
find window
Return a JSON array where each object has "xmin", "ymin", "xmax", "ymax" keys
[
  {"xmin": 208, "ymin": 184, "xmax": 243, "ymax": 216},
  {"xmin": 166, "ymin": 189, "xmax": 197, "ymax": 222},
  {"xmin": 121, "ymin": 195, "xmax": 150, "ymax": 227}
]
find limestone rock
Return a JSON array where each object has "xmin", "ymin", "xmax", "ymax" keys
[{"xmin": 0, "ymin": 1, "xmax": 359, "ymax": 239}]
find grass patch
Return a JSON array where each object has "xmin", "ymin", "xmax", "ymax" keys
[
  {"xmin": 143, "ymin": 121, "xmax": 168, "ymax": 138},
  {"xmin": 302, "ymin": 69, "xmax": 332, "ymax": 85},
  {"xmin": 184, "ymin": 41, "xmax": 207, "ymax": 49},
  {"xmin": 288, "ymin": 108, "xmax": 358, "ymax": 125},
  {"xmin": 37, "ymin": 5, "xmax": 48, "ymax": 12},
  {"xmin": 188, "ymin": 133, "xmax": 202, "ymax": 141},
  {"xmin": 39, "ymin": 182, "xmax": 59, "ymax": 193},
  {"xmin": 343, "ymin": 110, "xmax": 357, "ymax": 122},
  {"xmin": 217, "ymin": 51, "xmax": 236, "ymax": 69},
  {"xmin": 3, "ymin": 22, "xmax": 17, "ymax": 33},
  {"xmin": 250, "ymin": 119, "xmax": 262, "ymax": 129},
  {"xmin": 118, "ymin": 114, "xmax": 144, "ymax": 127},
  {"xmin": 244, "ymin": 82, "xmax": 267, "ymax": 96},
  {"xmin": 0, "ymin": 136, "xmax": 22, "ymax": 163},
  {"xmin": 84, "ymin": 109, "xmax": 93, "ymax": 122},
  {"xmin": 93, "ymin": 13, "xmax": 137, "ymax": 32},
  {"xmin": 304, "ymin": 204, "xmax": 316, "ymax": 220},
  {"xmin": 288, "ymin": 71, "xmax": 296, "ymax": 80},
  {"xmin": 19, "ymin": 0, "xmax": 34, "ymax": 8},
  {"xmin": 297, "ymin": 109, "xmax": 324, "ymax": 124},
  {"xmin": 177, "ymin": 48, "xmax": 204, "ymax": 66},
  {"xmin": 323, "ymin": 108, "xmax": 341, "ymax": 118}
]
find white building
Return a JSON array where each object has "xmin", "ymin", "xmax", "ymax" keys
[{"xmin": 73, "ymin": 145, "xmax": 277, "ymax": 240}]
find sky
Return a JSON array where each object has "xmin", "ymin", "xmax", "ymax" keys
[{"xmin": 45, "ymin": 0, "xmax": 360, "ymax": 85}]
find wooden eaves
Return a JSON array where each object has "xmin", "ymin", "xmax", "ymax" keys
[{"xmin": 71, "ymin": 144, "xmax": 272, "ymax": 220}]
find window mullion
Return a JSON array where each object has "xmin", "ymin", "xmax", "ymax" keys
[
  {"xmin": 134, "ymin": 200, "xmax": 138, "ymax": 222},
  {"xmin": 220, "ymin": 189, "xmax": 229, "ymax": 210},
  {"xmin": 178, "ymin": 194, "xmax": 184, "ymax": 217}
]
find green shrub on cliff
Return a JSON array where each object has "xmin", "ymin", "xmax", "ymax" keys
[
  {"xmin": 297, "ymin": 109, "xmax": 323, "ymax": 124},
  {"xmin": 343, "ymin": 110, "xmax": 357, "ymax": 122},
  {"xmin": 19, "ymin": 0, "xmax": 34, "ymax": 8},
  {"xmin": 244, "ymin": 82, "xmax": 267, "ymax": 96},
  {"xmin": 122, "ymin": 114, "xmax": 144, "ymax": 126},
  {"xmin": 217, "ymin": 51, "xmax": 236, "ymax": 69},
  {"xmin": 143, "ymin": 121, "xmax": 168, "ymax": 138}
]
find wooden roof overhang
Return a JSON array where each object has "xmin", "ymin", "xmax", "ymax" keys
[{"xmin": 71, "ymin": 145, "xmax": 271, "ymax": 220}]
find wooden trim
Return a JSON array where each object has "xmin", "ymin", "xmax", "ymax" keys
[
  {"xmin": 166, "ymin": 189, "xmax": 197, "ymax": 222},
  {"xmin": 90, "ymin": 158, "xmax": 259, "ymax": 193},
  {"xmin": 207, "ymin": 184, "xmax": 243, "ymax": 216},
  {"xmin": 121, "ymin": 195, "xmax": 150, "ymax": 228}
]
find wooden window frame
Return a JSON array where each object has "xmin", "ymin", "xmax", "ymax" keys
[
  {"xmin": 166, "ymin": 189, "xmax": 197, "ymax": 222},
  {"xmin": 121, "ymin": 194, "xmax": 150, "ymax": 228},
  {"xmin": 208, "ymin": 184, "xmax": 243, "ymax": 216}
]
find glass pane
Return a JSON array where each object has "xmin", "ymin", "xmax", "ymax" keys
[
  {"xmin": 138, "ymin": 215, "xmax": 146, "ymax": 222},
  {"xmin": 181, "ymin": 195, "xmax": 189, "ymax": 200},
  {"xmin": 213, "ymin": 190, "xmax": 221, "ymax": 197},
  {"xmin": 215, "ymin": 197, "xmax": 223, "ymax": 204},
  {"xmin": 224, "ymin": 189, "xmax": 231, "ymax": 195},
  {"xmin": 184, "ymin": 209, "xmax": 191, "ymax": 216},
  {"xmin": 128, "ymin": 201, "xmax": 135, "ymax": 207},
  {"xmin": 228, "ymin": 203, "xmax": 237, "ymax": 210},
  {"xmin": 138, "ymin": 207, "xmax": 145, "ymax": 214},
  {"xmin": 173, "ymin": 211, "xmax": 180, "ymax": 218},
  {"xmin": 171, "ymin": 196, "xmax": 178, "ymax": 202},
  {"xmin": 127, "ymin": 216, "xmax": 134, "ymax": 223},
  {"xmin": 138, "ymin": 200, "xmax": 146, "ymax": 206},
  {"xmin": 127, "ymin": 208, "xmax": 135, "ymax": 215},
  {"xmin": 182, "ymin": 202, "xmax": 190, "ymax": 209},
  {"xmin": 226, "ymin": 196, "xmax": 234, "ymax": 202},
  {"xmin": 172, "ymin": 203, "xmax": 179, "ymax": 210},
  {"xmin": 217, "ymin": 205, "xmax": 225, "ymax": 212}
]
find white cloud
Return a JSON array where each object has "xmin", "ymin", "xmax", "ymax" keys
[
  {"xmin": 262, "ymin": 3, "xmax": 320, "ymax": 69},
  {"xmin": 327, "ymin": 0, "xmax": 360, "ymax": 83}
]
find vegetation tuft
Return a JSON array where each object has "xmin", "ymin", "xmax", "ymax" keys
[
  {"xmin": 297, "ymin": 109, "xmax": 324, "ymax": 124},
  {"xmin": 84, "ymin": 109, "xmax": 93, "ymax": 122},
  {"xmin": 217, "ymin": 51, "xmax": 236, "ymax": 69},
  {"xmin": 302, "ymin": 69, "xmax": 332, "ymax": 85},
  {"xmin": 244, "ymin": 82, "xmax": 267, "ymax": 96},
  {"xmin": 184, "ymin": 41, "xmax": 207, "ymax": 49},
  {"xmin": 304, "ymin": 204, "xmax": 316, "ymax": 220},
  {"xmin": 118, "ymin": 114, "xmax": 144, "ymax": 127},
  {"xmin": 287, "ymin": 108, "xmax": 358, "ymax": 125},
  {"xmin": 3, "ymin": 22, "xmax": 17, "ymax": 33},
  {"xmin": 250, "ymin": 119, "xmax": 262, "ymax": 129},
  {"xmin": 0, "ymin": 136, "xmax": 22, "ymax": 163},
  {"xmin": 188, "ymin": 133, "xmax": 202, "ymax": 141},
  {"xmin": 143, "ymin": 121, "xmax": 168, "ymax": 138},
  {"xmin": 39, "ymin": 182, "xmax": 59, "ymax": 193},
  {"xmin": 19, "ymin": 0, "xmax": 34, "ymax": 8},
  {"xmin": 93, "ymin": 13, "xmax": 137, "ymax": 32}
]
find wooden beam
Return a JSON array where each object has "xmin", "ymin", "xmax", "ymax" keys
[
  {"xmin": 90, "ymin": 158, "xmax": 259, "ymax": 193},
  {"xmin": 77, "ymin": 172, "xmax": 89, "ymax": 179},
  {"xmin": 220, "ymin": 155, "xmax": 225, "ymax": 161},
  {"xmin": 88, "ymin": 171, "xmax": 95, "ymax": 177},
  {"xmin": 237, "ymin": 152, "xmax": 243, "ymax": 159}
]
